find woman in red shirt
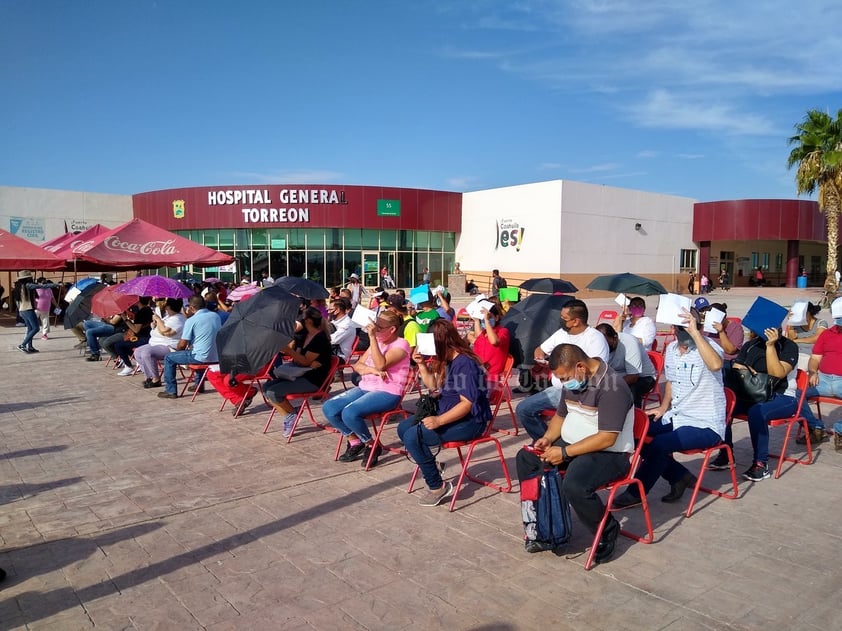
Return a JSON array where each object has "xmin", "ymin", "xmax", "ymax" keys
[{"xmin": 467, "ymin": 303, "xmax": 510, "ymax": 396}]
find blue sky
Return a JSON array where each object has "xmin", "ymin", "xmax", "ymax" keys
[{"xmin": 2, "ymin": 1, "xmax": 841, "ymax": 201}]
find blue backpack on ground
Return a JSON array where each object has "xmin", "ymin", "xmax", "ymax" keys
[{"xmin": 521, "ymin": 466, "xmax": 572, "ymax": 550}]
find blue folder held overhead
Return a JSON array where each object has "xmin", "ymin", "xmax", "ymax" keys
[{"xmin": 741, "ymin": 296, "xmax": 789, "ymax": 340}]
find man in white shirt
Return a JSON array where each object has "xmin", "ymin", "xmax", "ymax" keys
[
  {"xmin": 330, "ymin": 297, "xmax": 357, "ymax": 363},
  {"xmin": 596, "ymin": 323, "xmax": 658, "ymax": 408},
  {"xmin": 516, "ymin": 299, "xmax": 610, "ymax": 440}
]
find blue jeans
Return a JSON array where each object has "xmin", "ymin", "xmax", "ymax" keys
[
  {"xmin": 733, "ymin": 394, "xmax": 800, "ymax": 464},
  {"xmin": 20, "ymin": 309, "xmax": 39, "ymax": 348},
  {"xmin": 163, "ymin": 350, "xmax": 198, "ymax": 395},
  {"xmin": 807, "ymin": 372, "xmax": 842, "ymax": 398},
  {"xmin": 516, "ymin": 387, "xmax": 562, "ymax": 441},
  {"xmin": 322, "ymin": 387, "xmax": 400, "ymax": 443},
  {"xmin": 84, "ymin": 321, "xmax": 115, "ymax": 355},
  {"xmin": 398, "ymin": 417, "xmax": 485, "ymax": 490},
  {"xmin": 635, "ymin": 421, "xmax": 721, "ymax": 494}
]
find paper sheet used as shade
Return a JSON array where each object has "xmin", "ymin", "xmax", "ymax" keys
[
  {"xmin": 351, "ymin": 305, "xmax": 377, "ymax": 328},
  {"xmin": 742, "ymin": 296, "xmax": 789, "ymax": 340},
  {"xmin": 614, "ymin": 293, "xmax": 630, "ymax": 307},
  {"xmin": 787, "ymin": 300, "xmax": 809, "ymax": 327},
  {"xmin": 415, "ymin": 332, "xmax": 437, "ymax": 356},
  {"xmin": 655, "ymin": 293, "xmax": 692, "ymax": 326},
  {"xmin": 702, "ymin": 307, "xmax": 725, "ymax": 334},
  {"xmin": 409, "ymin": 284, "xmax": 431, "ymax": 306},
  {"xmin": 466, "ymin": 299, "xmax": 495, "ymax": 320}
]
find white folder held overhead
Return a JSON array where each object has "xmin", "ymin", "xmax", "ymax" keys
[
  {"xmin": 655, "ymin": 293, "xmax": 692, "ymax": 327},
  {"xmin": 351, "ymin": 305, "xmax": 377, "ymax": 328}
]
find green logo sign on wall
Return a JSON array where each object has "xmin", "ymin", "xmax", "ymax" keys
[{"xmin": 377, "ymin": 199, "xmax": 401, "ymax": 216}]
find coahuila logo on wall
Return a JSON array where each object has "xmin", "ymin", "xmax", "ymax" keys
[
  {"xmin": 495, "ymin": 219, "xmax": 524, "ymax": 251},
  {"xmin": 173, "ymin": 199, "xmax": 185, "ymax": 219}
]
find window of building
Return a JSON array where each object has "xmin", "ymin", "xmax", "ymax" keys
[
  {"xmin": 380, "ymin": 230, "xmax": 396, "ymax": 250},
  {"xmin": 344, "ymin": 229, "xmax": 361, "ymax": 249},
  {"xmin": 250, "ymin": 229, "xmax": 267, "ymax": 249},
  {"xmin": 775, "ymin": 253, "xmax": 783, "ymax": 271},
  {"xmin": 751, "ymin": 252, "xmax": 759, "ymax": 269},
  {"xmin": 235, "ymin": 229, "xmax": 251, "ymax": 249},
  {"xmin": 305, "ymin": 229, "xmax": 324, "ymax": 249},
  {"xmin": 288, "ymin": 229, "xmax": 305, "ymax": 250},
  {"xmin": 325, "ymin": 251, "xmax": 344, "ymax": 288},
  {"xmin": 326, "ymin": 228, "xmax": 341, "ymax": 249},
  {"xmin": 762, "ymin": 252, "xmax": 770, "ymax": 269},
  {"xmin": 203, "ymin": 230, "xmax": 218, "ymax": 247},
  {"xmin": 361, "ymin": 229, "xmax": 379, "ymax": 250},
  {"xmin": 219, "ymin": 229, "xmax": 235, "ymax": 249},
  {"xmin": 679, "ymin": 249, "xmax": 697, "ymax": 270}
]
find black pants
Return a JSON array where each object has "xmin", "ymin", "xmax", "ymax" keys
[{"xmin": 517, "ymin": 440, "xmax": 630, "ymax": 535}]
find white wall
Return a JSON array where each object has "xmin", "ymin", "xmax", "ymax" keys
[
  {"xmin": 559, "ymin": 181, "xmax": 696, "ymax": 274},
  {"xmin": 458, "ymin": 180, "xmax": 562, "ymax": 274},
  {"xmin": 0, "ymin": 186, "xmax": 132, "ymax": 243}
]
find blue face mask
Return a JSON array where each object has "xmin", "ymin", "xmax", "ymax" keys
[
  {"xmin": 835, "ymin": 317, "xmax": 842, "ymax": 327},
  {"xmin": 487, "ymin": 317, "xmax": 496, "ymax": 328},
  {"xmin": 562, "ymin": 378, "xmax": 587, "ymax": 391}
]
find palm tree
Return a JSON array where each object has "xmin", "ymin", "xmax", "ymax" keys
[{"xmin": 787, "ymin": 109, "xmax": 842, "ymax": 293}]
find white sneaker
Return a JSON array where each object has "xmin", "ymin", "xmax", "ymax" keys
[
  {"xmin": 281, "ymin": 412, "xmax": 297, "ymax": 437},
  {"xmin": 117, "ymin": 366, "xmax": 135, "ymax": 376}
]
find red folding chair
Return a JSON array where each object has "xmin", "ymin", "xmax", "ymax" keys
[
  {"xmin": 642, "ymin": 350, "xmax": 664, "ymax": 409},
  {"xmin": 584, "ymin": 408, "xmax": 654, "ymax": 570},
  {"xmin": 489, "ymin": 355, "xmax": 518, "ymax": 436},
  {"xmin": 179, "ymin": 363, "xmax": 214, "ymax": 401},
  {"xmin": 219, "ymin": 352, "xmax": 281, "ymax": 418},
  {"xmin": 337, "ymin": 337, "xmax": 362, "ymax": 390},
  {"xmin": 767, "ymin": 369, "xmax": 814, "ymax": 478},
  {"xmin": 333, "ymin": 366, "xmax": 417, "ymax": 470},
  {"xmin": 407, "ymin": 404, "xmax": 513, "ymax": 512},
  {"xmin": 681, "ymin": 388, "xmax": 739, "ymax": 517},
  {"xmin": 263, "ymin": 356, "xmax": 341, "ymax": 442}
]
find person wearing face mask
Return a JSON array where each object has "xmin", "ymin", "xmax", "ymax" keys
[
  {"xmin": 516, "ymin": 343, "xmax": 633, "ymax": 561},
  {"xmin": 798, "ymin": 297, "xmax": 842, "ymax": 444},
  {"xmin": 467, "ymin": 302, "xmax": 510, "ymax": 398},
  {"xmin": 328, "ymin": 297, "xmax": 356, "ymax": 365},
  {"xmin": 614, "ymin": 297, "xmax": 656, "ymax": 349},
  {"xmin": 614, "ymin": 308, "xmax": 726, "ymax": 507},
  {"xmin": 596, "ymin": 323, "xmax": 657, "ymax": 409},
  {"xmin": 516, "ymin": 299, "xmax": 610, "ymax": 441}
]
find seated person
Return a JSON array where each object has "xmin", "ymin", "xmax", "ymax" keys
[
  {"xmin": 596, "ymin": 323, "xmax": 657, "ymax": 409},
  {"xmin": 697, "ymin": 299, "xmax": 744, "ymax": 369},
  {"xmin": 329, "ymin": 297, "xmax": 356, "ymax": 363},
  {"xmin": 467, "ymin": 302, "xmax": 510, "ymax": 397},
  {"xmin": 516, "ymin": 343, "xmax": 634, "ymax": 562},
  {"xmin": 325, "ymin": 311, "xmax": 410, "ymax": 467},
  {"xmin": 264, "ymin": 307, "xmax": 333, "ymax": 437},
  {"xmin": 84, "ymin": 313, "xmax": 127, "ymax": 361},
  {"xmin": 614, "ymin": 296, "xmax": 657, "ymax": 349},
  {"xmin": 516, "ymin": 299, "xmax": 609, "ymax": 440},
  {"xmin": 158, "ymin": 296, "xmax": 222, "ymax": 400},
  {"xmin": 112, "ymin": 297, "xmax": 155, "ymax": 376},
  {"xmin": 786, "ymin": 301, "xmax": 826, "ymax": 371},
  {"xmin": 397, "ymin": 319, "xmax": 492, "ymax": 507},
  {"xmin": 133, "ymin": 298, "xmax": 185, "ymax": 388},
  {"xmin": 615, "ymin": 309, "xmax": 725, "ymax": 507},
  {"xmin": 465, "ymin": 279, "xmax": 479, "ymax": 295}
]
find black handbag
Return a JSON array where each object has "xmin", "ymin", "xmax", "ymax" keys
[
  {"xmin": 725, "ymin": 367, "xmax": 777, "ymax": 404},
  {"xmin": 412, "ymin": 393, "xmax": 439, "ymax": 424}
]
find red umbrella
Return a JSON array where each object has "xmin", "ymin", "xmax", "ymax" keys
[
  {"xmin": 77, "ymin": 219, "xmax": 234, "ymax": 269},
  {"xmin": 0, "ymin": 229, "xmax": 65, "ymax": 270},
  {"xmin": 41, "ymin": 224, "xmax": 116, "ymax": 272},
  {"xmin": 91, "ymin": 285, "xmax": 137, "ymax": 317}
]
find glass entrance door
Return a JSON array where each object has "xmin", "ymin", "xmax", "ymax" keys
[{"xmin": 362, "ymin": 251, "xmax": 379, "ymax": 287}]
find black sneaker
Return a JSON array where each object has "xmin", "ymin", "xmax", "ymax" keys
[
  {"xmin": 361, "ymin": 442, "xmax": 383, "ymax": 468},
  {"xmin": 338, "ymin": 442, "xmax": 366, "ymax": 462},
  {"xmin": 524, "ymin": 540, "xmax": 557, "ymax": 554},
  {"xmin": 707, "ymin": 452, "xmax": 731, "ymax": 470},
  {"xmin": 743, "ymin": 462, "xmax": 771, "ymax": 481},
  {"xmin": 26, "ymin": 346, "xmax": 39, "ymax": 353},
  {"xmin": 17, "ymin": 345, "xmax": 30, "ymax": 354}
]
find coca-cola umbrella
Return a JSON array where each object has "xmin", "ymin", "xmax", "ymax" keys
[
  {"xmin": 64, "ymin": 283, "xmax": 105, "ymax": 329},
  {"xmin": 91, "ymin": 285, "xmax": 137, "ymax": 317},
  {"xmin": 76, "ymin": 218, "xmax": 234, "ymax": 269},
  {"xmin": 216, "ymin": 286, "xmax": 300, "ymax": 377},
  {"xmin": 42, "ymin": 224, "xmax": 116, "ymax": 272},
  {"xmin": 0, "ymin": 229, "xmax": 65, "ymax": 270},
  {"xmin": 115, "ymin": 275, "xmax": 194, "ymax": 299}
]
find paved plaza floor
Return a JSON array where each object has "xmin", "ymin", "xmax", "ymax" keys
[{"xmin": 1, "ymin": 287, "xmax": 842, "ymax": 630}]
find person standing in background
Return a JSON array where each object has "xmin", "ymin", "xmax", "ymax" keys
[
  {"xmin": 688, "ymin": 270, "xmax": 696, "ymax": 294},
  {"xmin": 34, "ymin": 277, "xmax": 58, "ymax": 340}
]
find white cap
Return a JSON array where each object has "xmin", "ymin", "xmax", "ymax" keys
[{"xmin": 831, "ymin": 297, "xmax": 842, "ymax": 318}]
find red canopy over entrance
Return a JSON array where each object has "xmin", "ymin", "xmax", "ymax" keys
[
  {"xmin": 0, "ymin": 229, "xmax": 65, "ymax": 270},
  {"xmin": 77, "ymin": 218, "xmax": 233, "ymax": 269}
]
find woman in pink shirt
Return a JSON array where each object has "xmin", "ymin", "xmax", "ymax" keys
[
  {"xmin": 324, "ymin": 310, "xmax": 411, "ymax": 467},
  {"xmin": 34, "ymin": 277, "xmax": 57, "ymax": 340}
]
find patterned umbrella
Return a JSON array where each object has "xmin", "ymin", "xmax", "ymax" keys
[
  {"xmin": 227, "ymin": 283, "xmax": 262, "ymax": 302},
  {"xmin": 115, "ymin": 275, "xmax": 194, "ymax": 299},
  {"xmin": 91, "ymin": 285, "xmax": 137, "ymax": 317}
]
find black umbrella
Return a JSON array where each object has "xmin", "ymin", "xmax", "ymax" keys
[
  {"xmin": 501, "ymin": 293, "xmax": 574, "ymax": 368},
  {"xmin": 272, "ymin": 276, "xmax": 329, "ymax": 299},
  {"xmin": 216, "ymin": 286, "xmax": 301, "ymax": 376},
  {"xmin": 586, "ymin": 273, "xmax": 668, "ymax": 296},
  {"xmin": 63, "ymin": 283, "xmax": 105, "ymax": 329},
  {"xmin": 519, "ymin": 277, "xmax": 578, "ymax": 294},
  {"xmin": 172, "ymin": 271, "xmax": 202, "ymax": 284}
]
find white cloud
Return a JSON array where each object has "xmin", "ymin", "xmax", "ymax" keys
[
  {"xmin": 676, "ymin": 153, "xmax": 704, "ymax": 160},
  {"xmin": 569, "ymin": 163, "xmax": 619, "ymax": 174},
  {"xmin": 539, "ymin": 162, "xmax": 562, "ymax": 170},
  {"xmin": 636, "ymin": 150, "xmax": 658, "ymax": 159},
  {"xmin": 447, "ymin": 175, "xmax": 481, "ymax": 189}
]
